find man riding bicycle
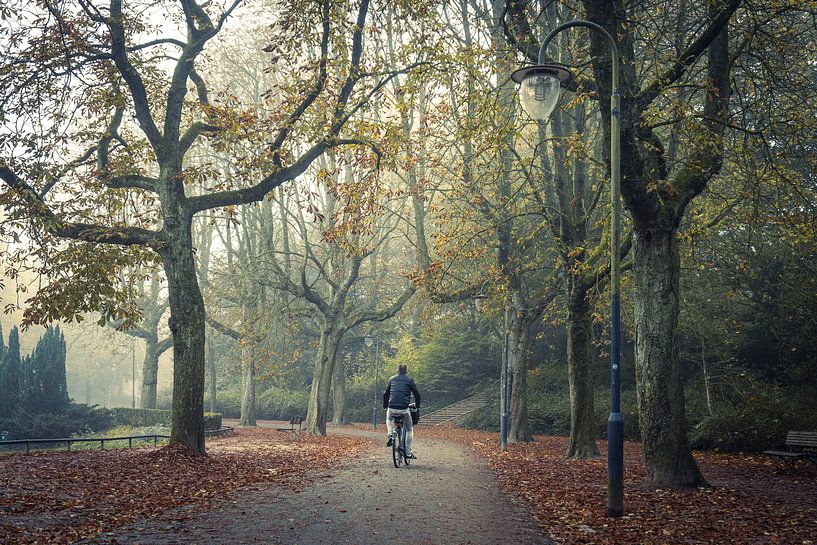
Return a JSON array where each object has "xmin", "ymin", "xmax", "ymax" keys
[{"xmin": 382, "ymin": 364, "xmax": 421, "ymax": 459}]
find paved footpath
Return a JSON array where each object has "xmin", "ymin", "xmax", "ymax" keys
[{"xmin": 83, "ymin": 426, "xmax": 555, "ymax": 545}]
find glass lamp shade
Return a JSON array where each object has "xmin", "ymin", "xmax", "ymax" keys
[
  {"xmin": 519, "ymin": 72, "xmax": 561, "ymax": 120},
  {"xmin": 364, "ymin": 336, "xmax": 374, "ymax": 347},
  {"xmin": 510, "ymin": 64, "xmax": 572, "ymax": 121},
  {"xmin": 473, "ymin": 293, "xmax": 488, "ymax": 313}
]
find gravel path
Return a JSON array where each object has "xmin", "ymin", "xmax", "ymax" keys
[{"xmin": 84, "ymin": 425, "xmax": 555, "ymax": 545}]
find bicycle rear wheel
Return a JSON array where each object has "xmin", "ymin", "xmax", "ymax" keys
[
  {"xmin": 402, "ymin": 429, "xmax": 410, "ymax": 466},
  {"xmin": 392, "ymin": 429, "xmax": 402, "ymax": 468}
]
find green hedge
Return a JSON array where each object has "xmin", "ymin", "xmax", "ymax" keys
[
  {"xmin": 215, "ymin": 387, "xmax": 308, "ymax": 421},
  {"xmin": 111, "ymin": 408, "xmax": 171, "ymax": 427},
  {"xmin": 111, "ymin": 408, "xmax": 222, "ymax": 431},
  {"xmin": 0, "ymin": 404, "xmax": 113, "ymax": 440},
  {"xmin": 204, "ymin": 412, "xmax": 222, "ymax": 431}
]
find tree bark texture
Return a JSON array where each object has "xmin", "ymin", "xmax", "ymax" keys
[
  {"xmin": 508, "ymin": 313, "xmax": 531, "ymax": 443},
  {"xmin": 633, "ymin": 228, "xmax": 706, "ymax": 487},
  {"xmin": 565, "ymin": 287, "xmax": 600, "ymax": 459},
  {"xmin": 207, "ymin": 338, "xmax": 216, "ymax": 414},
  {"xmin": 140, "ymin": 335, "xmax": 159, "ymax": 409},
  {"xmin": 162, "ymin": 227, "xmax": 207, "ymax": 455},
  {"xmin": 331, "ymin": 354, "xmax": 347, "ymax": 425},
  {"xmin": 305, "ymin": 326, "xmax": 342, "ymax": 435},
  {"xmin": 239, "ymin": 342, "xmax": 257, "ymax": 426}
]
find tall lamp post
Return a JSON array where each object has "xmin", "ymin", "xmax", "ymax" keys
[
  {"xmin": 365, "ymin": 335, "xmax": 379, "ymax": 430},
  {"xmin": 510, "ymin": 20, "xmax": 623, "ymax": 517},
  {"xmin": 473, "ymin": 282, "xmax": 510, "ymax": 452}
]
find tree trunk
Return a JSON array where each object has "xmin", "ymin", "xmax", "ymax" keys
[
  {"xmin": 565, "ymin": 287, "xmax": 600, "ymax": 459},
  {"xmin": 162, "ymin": 228, "xmax": 207, "ymax": 456},
  {"xmin": 633, "ymin": 227, "xmax": 706, "ymax": 487},
  {"xmin": 239, "ymin": 342, "xmax": 256, "ymax": 426},
  {"xmin": 508, "ymin": 313, "xmax": 532, "ymax": 443},
  {"xmin": 207, "ymin": 337, "xmax": 216, "ymax": 414},
  {"xmin": 140, "ymin": 335, "xmax": 159, "ymax": 409},
  {"xmin": 697, "ymin": 332, "xmax": 714, "ymax": 417},
  {"xmin": 331, "ymin": 354, "xmax": 347, "ymax": 425},
  {"xmin": 238, "ymin": 286, "xmax": 258, "ymax": 426},
  {"xmin": 305, "ymin": 326, "xmax": 342, "ymax": 435}
]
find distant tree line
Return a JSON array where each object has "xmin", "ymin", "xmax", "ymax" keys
[{"xmin": 0, "ymin": 324, "xmax": 69, "ymax": 417}]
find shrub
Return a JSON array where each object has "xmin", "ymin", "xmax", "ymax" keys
[
  {"xmin": 214, "ymin": 389, "xmax": 241, "ymax": 418},
  {"xmin": 690, "ymin": 391, "xmax": 817, "ymax": 452},
  {"xmin": 110, "ymin": 407, "xmax": 222, "ymax": 431},
  {"xmin": 458, "ymin": 398, "xmax": 500, "ymax": 431},
  {"xmin": 457, "ymin": 387, "xmax": 641, "ymax": 441},
  {"xmin": 110, "ymin": 407, "xmax": 171, "ymax": 427},
  {"xmin": 204, "ymin": 412, "xmax": 222, "ymax": 431},
  {"xmin": 216, "ymin": 387, "xmax": 309, "ymax": 421},
  {"xmin": 0, "ymin": 403, "xmax": 113, "ymax": 440},
  {"xmin": 256, "ymin": 387, "xmax": 308, "ymax": 420},
  {"xmin": 592, "ymin": 389, "xmax": 641, "ymax": 441}
]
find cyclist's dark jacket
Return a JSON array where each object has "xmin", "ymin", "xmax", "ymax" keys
[{"xmin": 382, "ymin": 373, "xmax": 421, "ymax": 410}]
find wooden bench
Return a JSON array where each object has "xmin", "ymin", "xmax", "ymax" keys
[
  {"xmin": 276, "ymin": 416, "xmax": 303, "ymax": 434},
  {"xmin": 763, "ymin": 431, "xmax": 817, "ymax": 467}
]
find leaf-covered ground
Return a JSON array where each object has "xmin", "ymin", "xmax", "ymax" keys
[
  {"xmin": 0, "ymin": 428, "xmax": 371, "ymax": 545},
  {"xmin": 419, "ymin": 426, "xmax": 817, "ymax": 545},
  {"xmin": 3, "ymin": 423, "xmax": 815, "ymax": 545}
]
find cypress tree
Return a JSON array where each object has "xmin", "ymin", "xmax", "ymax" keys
[
  {"xmin": 0, "ymin": 326, "xmax": 21, "ymax": 416},
  {"xmin": 51, "ymin": 326, "xmax": 69, "ymax": 407},
  {"xmin": 19, "ymin": 354, "xmax": 35, "ymax": 412},
  {"xmin": 30, "ymin": 326, "xmax": 70, "ymax": 413}
]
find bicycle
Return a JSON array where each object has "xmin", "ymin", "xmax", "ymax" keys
[{"xmin": 389, "ymin": 413, "xmax": 411, "ymax": 468}]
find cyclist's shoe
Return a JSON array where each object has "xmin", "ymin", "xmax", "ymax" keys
[
  {"xmin": 386, "ymin": 435, "xmax": 393, "ymax": 447},
  {"xmin": 407, "ymin": 452, "xmax": 417, "ymax": 459}
]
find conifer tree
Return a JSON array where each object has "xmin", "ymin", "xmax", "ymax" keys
[
  {"xmin": 24, "ymin": 326, "xmax": 70, "ymax": 413},
  {"xmin": 49, "ymin": 326, "xmax": 69, "ymax": 408},
  {"xmin": 0, "ymin": 326, "xmax": 22, "ymax": 416}
]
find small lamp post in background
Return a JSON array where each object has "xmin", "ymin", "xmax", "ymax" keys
[
  {"xmin": 131, "ymin": 340, "xmax": 136, "ymax": 409},
  {"xmin": 510, "ymin": 20, "xmax": 623, "ymax": 517},
  {"xmin": 473, "ymin": 281, "xmax": 510, "ymax": 451},
  {"xmin": 365, "ymin": 335, "xmax": 379, "ymax": 430}
]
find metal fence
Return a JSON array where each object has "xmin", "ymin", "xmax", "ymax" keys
[
  {"xmin": 0, "ymin": 427, "xmax": 234, "ymax": 453},
  {"xmin": 0, "ymin": 434, "xmax": 170, "ymax": 453}
]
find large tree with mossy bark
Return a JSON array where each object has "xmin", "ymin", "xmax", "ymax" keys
[
  {"xmin": 0, "ymin": 0, "xmax": 420, "ymax": 454},
  {"xmin": 504, "ymin": 0, "xmax": 745, "ymax": 487}
]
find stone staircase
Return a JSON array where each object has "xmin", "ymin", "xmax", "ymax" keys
[{"xmin": 419, "ymin": 391, "xmax": 492, "ymax": 426}]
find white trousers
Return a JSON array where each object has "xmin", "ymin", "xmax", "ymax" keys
[{"xmin": 386, "ymin": 407, "xmax": 414, "ymax": 455}]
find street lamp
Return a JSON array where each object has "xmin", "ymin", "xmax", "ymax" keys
[
  {"xmin": 473, "ymin": 281, "xmax": 510, "ymax": 452},
  {"xmin": 365, "ymin": 335, "xmax": 379, "ymax": 430},
  {"xmin": 132, "ymin": 340, "xmax": 136, "ymax": 409},
  {"xmin": 511, "ymin": 20, "xmax": 624, "ymax": 518}
]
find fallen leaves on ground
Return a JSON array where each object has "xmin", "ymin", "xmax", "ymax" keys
[
  {"xmin": 417, "ymin": 425, "xmax": 817, "ymax": 545},
  {"xmin": 0, "ymin": 427, "xmax": 371, "ymax": 545}
]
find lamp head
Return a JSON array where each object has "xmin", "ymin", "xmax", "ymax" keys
[
  {"xmin": 472, "ymin": 293, "xmax": 488, "ymax": 313},
  {"xmin": 510, "ymin": 64, "xmax": 572, "ymax": 121},
  {"xmin": 364, "ymin": 335, "xmax": 374, "ymax": 347}
]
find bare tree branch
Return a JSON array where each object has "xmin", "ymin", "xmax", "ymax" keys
[
  {"xmin": 636, "ymin": 0, "xmax": 740, "ymax": 108},
  {"xmin": 0, "ymin": 166, "xmax": 164, "ymax": 247},
  {"xmin": 109, "ymin": 0, "xmax": 164, "ymax": 151}
]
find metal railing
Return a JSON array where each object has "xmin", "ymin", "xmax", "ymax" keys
[
  {"xmin": 205, "ymin": 426, "xmax": 235, "ymax": 437},
  {"xmin": 0, "ymin": 426, "xmax": 234, "ymax": 453},
  {"xmin": 0, "ymin": 434, "xmax": 170, "ymax": 453}
]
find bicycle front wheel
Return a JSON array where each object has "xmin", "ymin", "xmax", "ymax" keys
[{"xmin": 392, "ymin": 429, "xmax": 402, "ymax": 468}]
